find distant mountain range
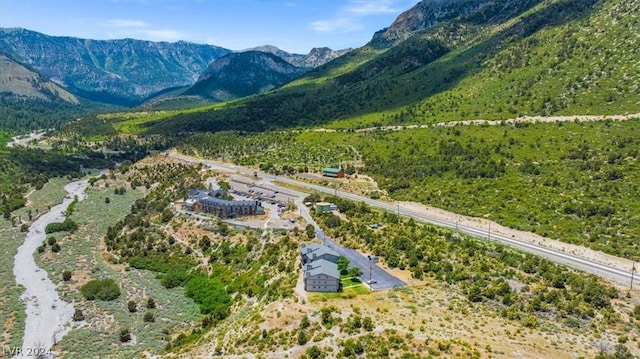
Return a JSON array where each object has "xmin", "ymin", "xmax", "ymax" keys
[
  {"xmin": 244, "ymin": 45, "xmax": 351, "ymax": 69},
  {"xmin": 148, "ymin": 47, "xmax": 351, "ymax": 105},
  {"xmin": 0, "ymin": 28, "xmax": 230, "ymax": 106},
  {"xmin": 0, "ymin": 27, "xmax": 350, "ymax": 109}
]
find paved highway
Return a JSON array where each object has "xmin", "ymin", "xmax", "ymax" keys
[{"xmin": 169, "ymin": 152, "xmax": 639, "ymax": 287}]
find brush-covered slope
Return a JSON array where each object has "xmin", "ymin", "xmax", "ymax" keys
[
  {"xmin": 145, "ymin": 0, "xmax": 638, "ymax": 134},
  {"xmin": 0, "ymin": 51, "xmax": 78, "ymax": 103},
  {"xmin": 0, "ymin": 50, "xmax": 97, "ymax": 131},
  {"xmin": 182, "ymin": 51, "xmax": 307, "ymax": 102},
  {"xmin": 0, "ymin": 28, "xmax": 230, "ymax": 106}
]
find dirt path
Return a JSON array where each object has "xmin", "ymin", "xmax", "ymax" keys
[
  {"xmin": 312, "ymin": 112, "xmax": 640, "ymax": 133},
  {"xmin": 13, "ymin": 179, "xmax": 89, "ymax": 358}
]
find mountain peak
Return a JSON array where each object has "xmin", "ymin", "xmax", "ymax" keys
[{"xmin": 370, "ymin": 0, "xmax": 496, "ymax": 48}]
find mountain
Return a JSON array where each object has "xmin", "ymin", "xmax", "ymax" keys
[
  {"xmin": 245, "ymin": 45, "xmax": 352, "ymax": 68},
  {"xmin": 183, "ymin": 51, "xmax": 307, "ymax": 101},
  {"xmin": 0, "ymin": 28, "xmax": 231, "ymax": 106},
  {"xmin": 144, "ymin": 0, "xmax": 638, "ymax": 134},
  {"xmin": 144, "ymin": 46, "xmax": 350, "ymax": 106},
  {"xmin": 0, "ymin": 50, "xmax": 78, "ymax": 103},
  {"xmin": 0, "ymin": 49, "xmax": 95, "ymax": 131},
  {"xmin": 370, "ymin": 0, "xmax": 524, "ymax": 49}
]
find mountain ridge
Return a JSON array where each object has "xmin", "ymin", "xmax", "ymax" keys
[
  {"xmin": 183, "ymin": 51, "xmax": 307, "ymax": 102},
  {"xmin": 0, "ymin": 27, "xmax": 231, "ymax": 105},
  {"xmin": 138, "ymin": 0, "xmax": 639, "ymax": 135},
  {"xmin": 0, "ymin": 49, "xmax": 79, "ymax": 104}
]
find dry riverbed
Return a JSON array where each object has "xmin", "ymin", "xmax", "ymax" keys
[{"xmin": 13, "ymin": 179, "xmax": 88, "ymax": 358}]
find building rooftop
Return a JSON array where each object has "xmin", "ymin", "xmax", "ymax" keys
[
  {"xmin": 303, "ymin": 258, "xmax": 340, "ymax": 279},
  {"xmin": 301, "ymin": 243, "xmax": 339, "ymax": 259},
  {"xmin": 322, "ymin": 166, "xmax": 342, "ymax": 173}
]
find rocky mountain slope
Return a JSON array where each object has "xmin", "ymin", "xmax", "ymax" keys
[
  {"xmin": 246, "ymin": 45, "xmax": 351, "ymax": 68},
  {"xmin": 0, "ymin": 50, "xmax": 78, "ymax": 103},
  {"xmin": 0, "ymin": 28, "xmax": 230, "ymax": 105},
  {"xmin": 145, "ymin": 0, "xmax": 638, "ymax": 134},
  {"xmin": 183, "ymin": 51, "xmax": 307, "ymax": 102}
]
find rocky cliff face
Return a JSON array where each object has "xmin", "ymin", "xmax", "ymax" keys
[
  {"xmin": 370, "ymin": 0, "xmax": 527, "ymax": 48},
  {"xmin": 296, "ymin": 47, "xmax": 352, "ymax": 68},
  {"xmin": 243, "ymin": 45, "xmax": 351, "ymax": 68},
  {"xmin": 0, "ymin": 28, "xmax": 230, "ymax": 105}
]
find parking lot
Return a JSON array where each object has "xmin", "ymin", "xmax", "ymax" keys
[{"xmin": 223, "ymin": 176, "xmax": 303, "ymax": 230}]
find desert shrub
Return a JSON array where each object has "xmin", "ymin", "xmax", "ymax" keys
[
  {"xmin": 72, "ymin": 309, "xmax": 84, "ymax": 321},
  {"xmin": 146, "ymin": 297, "xmax": 156, "ymax": 309},
  {"xmin": 143, "ymin": 312, "xmax": 155, "ymax": 322},
  {"xmin": 80, "ymin": 278, "xmax": 121, "ymax": 301},
  {"xmin": 119, "ymin": 328, "xmax": 131, "ymax": 342},
  {"xmin": 45, "ymin": 219, "xmax": 78, "ymax": 233}
]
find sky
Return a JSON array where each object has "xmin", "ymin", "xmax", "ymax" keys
[{"xmin": 0, "ymin": 0, "xmax": 418, "ymax": 54}]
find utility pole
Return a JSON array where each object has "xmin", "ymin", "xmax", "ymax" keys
[
  {"xmin": 397, "ymin": 201, "xmax": 400, "ymax": 216},
  {"xmin": 632, "ymin": 262, "xmax": 637, "ymax": 290},
  {"xmin": 488, "ymin": 222, "xmax": 491, "ymax": 240}
]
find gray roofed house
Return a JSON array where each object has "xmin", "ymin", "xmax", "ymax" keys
[
  {"xmin": 300, "ymin": 243, "xmax": 342, "ymax": 292},
  {"xmin": 303, "ymin": 259, "xmax": 341, "ymax": 292},
  {"xmin": 300, "ymin": 243, "xmax": 340, "ymax": 264}
]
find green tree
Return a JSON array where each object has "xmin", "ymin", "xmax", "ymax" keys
[
  {"xmin": 300, "ymin": 315, "xmax": 310, "ymax": 329},
  {"xmin": 337, "ymin": 256, "xmax": 350, "ymax": 274},
  {"xmin": 348, "ymin": 266, "xmax": 362, "ymax": 278},
  {"xmin": 143, "ymin": 311, "xmax": 155, "ymax": 322},
  {"xmin": 80, "ymin": 279, "xmax": 121, "ymax": 301},
  {"xmin": 127, "ymin": 300, "xmax": 137, "ymax": 313},
  {"xmin": 146, "ymin": 297, "xmax": 156, "ymax": 309},
  {"xmin": 306, "ymin": 346, "xmax": 325, "ymax": 359},
  {"xmin": 305, "ymin": 224, "xmax": 315, "ymax": 239},
  {"xmin": 297, "ymin": 329, "xmax": 309, "ymax": 345},
  {"xmin": 119, "ymin": 328, "xmax": 131, "ymax": 343},
  {"xmin": 62, "ymin": 270, "xmax": 72, "ymax": 281}
]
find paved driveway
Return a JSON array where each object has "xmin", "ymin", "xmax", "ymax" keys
[{"xmin": 296, "ymin": 198, "xmax": 406, "ymax": 291}]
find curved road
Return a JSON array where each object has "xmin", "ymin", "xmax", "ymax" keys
[{"xmin": 169, "ymin": 152, "xmax": 638, "ymax": 287}]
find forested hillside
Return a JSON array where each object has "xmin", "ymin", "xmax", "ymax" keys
[{"xmin": 142, "ymin": 0, "xmax": 638, "ymax": 134}]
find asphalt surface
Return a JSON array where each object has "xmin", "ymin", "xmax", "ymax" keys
[
  {"xmin": 169, "ymin": 151, "xmax": 639, "ymax": 287},
  {"xmin": 295, "ymin": 197, "xmax": 406, "ymax": 291}
]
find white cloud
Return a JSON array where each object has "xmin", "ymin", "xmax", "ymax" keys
[
  {"xmin": 103, "ymin": 19, "xmax": 149, "ymax": 28},
  {"xmin": 310, "ymin": 0, "xmax": 406, "ymax": 34},
  {"xmin": 107, "ymin": 28, "xmax": 187, "ymax": 42},
  {"xmin": 344, "ymin": 0, "xmax": 402, "ymax": 15},
  {"xmin": 309, "ymin": 17, "xmax": 363, "ymax": 33},
  {"xmin": 101, "ymin": 18, "xmax": 186, "ymax": 42}
]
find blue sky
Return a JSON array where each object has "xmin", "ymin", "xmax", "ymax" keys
[{"xmin": 0, "ymin": 0, "xmax": 417, "ymax": 53}]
